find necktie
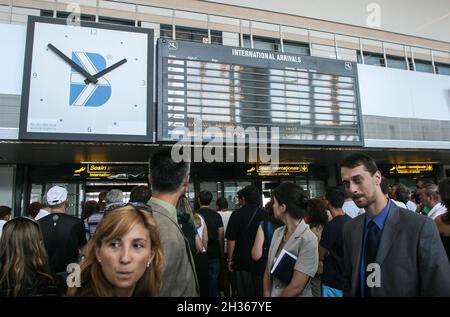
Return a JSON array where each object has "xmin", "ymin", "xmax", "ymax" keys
[{"xmin": 364, "ymin": 220, "xmax": 381, "ymax": 297}]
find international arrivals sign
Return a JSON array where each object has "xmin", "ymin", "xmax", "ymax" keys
[
  {"xmin": 72, "ymin": 164, "xmax": 147, "ymax": 179},
  {"xmin": 246, "ymin": 164, "xmax": 309, "ymax": 176}
]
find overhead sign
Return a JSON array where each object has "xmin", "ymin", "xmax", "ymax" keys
[
  {"xmin": 72, "ymin": 164, "xmax": 147, "ymax": 179},
  {"xmin": 247, "ymin": 164, "xmax": 309, "ymax": 176},
  {"xmin": 388, "ymin": 164, "xmax": 434, "ymax": 174},
  {"xmin": 157, "ymin": 39, "xmax": 363, "ymax": 146}
]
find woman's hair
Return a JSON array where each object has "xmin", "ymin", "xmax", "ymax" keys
[
  {"xmin": 68, "ymin": 206, "xmax": 164, "ymax": 297},
  {"xmin": 265, "ymin": 200, "xmax": 284, "ymax": 228},
  {"xmin": 27, "ymin": 202, "xmax": 42, "ymax": 218},
  {"xmin": 177, "ymin": 195, "xmax": 202, "ymax": 228},
  {"xmin": 0, "ymin": 217, "xmax": 53, "ymax": 296},
  {"xmin": 82, "ymin": 200, "xmax": 99, "ymax": 220},
  {"xmin": 273, "ymin": 183, "xmax": 309, "ymax": 220},
  {"xmin": 177, "ymin": 195, "xmax": 193, "ymax": 218},
  {"xmin": 307, "ymin": 198, "xmax": 328, "ymax": 228}
]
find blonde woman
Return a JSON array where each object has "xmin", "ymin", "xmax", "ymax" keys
[{"xmin": 68, "ymin": 206, "xmax": 164, "ymax": 296}]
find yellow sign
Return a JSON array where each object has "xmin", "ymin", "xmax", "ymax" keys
[
  {"xmin": 72, "ymin": 165, "xmax": 87, "ymax": 177},
  {"xmin": 72, "ymin": 165, "xmax": 114, "ymax": 177},
  {"xmin": 389, "ymin": 164, "xmax": 433, "ymax": 174},
  {"xmin": 247, "ymin": 164, "xmax": 309, "ymax": 176},
  {"xmin": 74, "ymin": 167, "xmax": 86, "ymax": 173},
  {"xmin": 87, "ymin": 164, "xmax": 114, "ymax": 177},
  {"xmin": 73, "ymin": 164, "xmax": 146, "ymax": 179}
]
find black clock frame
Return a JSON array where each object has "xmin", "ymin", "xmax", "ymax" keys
[{"xmin": 19, "ymin": 16, "xmax": 154, "ymax": 143}]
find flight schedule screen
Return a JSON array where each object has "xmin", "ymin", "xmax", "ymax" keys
[{"xmin": 158, "ymin": 39, "xmax": 363, "ymax": 145}]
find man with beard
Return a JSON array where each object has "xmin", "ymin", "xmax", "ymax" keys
[{"xmin": 340, "ymin": 153, "xmax": 450, "ymax": 297}]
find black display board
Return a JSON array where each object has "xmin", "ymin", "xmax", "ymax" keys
[{"xmin": 157, "ymin": 39, "xmax": 364, "ymax": 146}]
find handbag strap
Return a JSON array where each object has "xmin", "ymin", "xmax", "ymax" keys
[{"xmin": 246, "ymin": 206, "xmax": 259, "ymax": 230}]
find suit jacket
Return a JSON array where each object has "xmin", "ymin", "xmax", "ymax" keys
[
  {"xmin": 343, "ymin": 202, "xmax": 450, "ymax": 297},
  {"xmin": 149, "ymin": 201, "xmax": 199, "ymax": 297},
  {"xmin": 267, "ymin": 220, "xmax": 318, "ymax": 297}
]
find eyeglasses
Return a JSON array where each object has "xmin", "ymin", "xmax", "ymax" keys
[{"xmin": 104, "ymin": 201, "xmax": 152, "ymax": 215}]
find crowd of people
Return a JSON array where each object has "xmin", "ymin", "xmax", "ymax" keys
[{"xmin": 0, "ymin": 150, "xmax": 450, "ymax": 297}]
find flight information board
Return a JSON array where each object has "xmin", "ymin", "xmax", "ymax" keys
[{"xmin": 157, "ymin": 39, "xmax": 363, "ymax": 145}]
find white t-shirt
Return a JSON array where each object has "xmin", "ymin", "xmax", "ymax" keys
[
  {"xmin": 406, "ymin": 201, "xmax": 417, "ymax": 212},
  {"xmin": 428, "ymin": 203, "xmax": 447, "ymax": 220},
  {"xmin": 0, "ymin": 220, "xmax": 7, "ymax": 238},
  {"xmin": 197, "ymin": 214, "xmax": 206, "ymax": 238},
  {"xmin": 218, "ymin": 210, "xmax": 232, "ymax": 253},
  {"xmin": 197, "ymin": 214, "xmax": 207, "ymax": 252},
  {"xmin": 34, "ymin": 209, "xmax": 50, "ymax": 220},
  {"xmin": 342, "ymin": 200, "xmax": 364, "ymax": 218},
  {"xmin": 392, "ymin": 200, "xmax": 407, "ymax": 209},
  {"xmin": 218, "ymin": 210, "xmax": 232, "ymax": 233}
]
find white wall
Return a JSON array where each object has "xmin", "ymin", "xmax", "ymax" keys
[
  {"xmin": 0, "ymin": 23, "xmax": 26, "ymax": 95},
  {"xmin": 203, "ymin": 0, "xmax": 450, "ymax": 43},
  {"xmin": 358, "ymin": 64, "xmax": 450, "ymax": 120},
  {"xmin": 0, "ymin": 165, "xmax": 15, "ymax": 207},
  {"xmin": 358, "ymin": 63, "xmax": 450, "ymax": 149}
]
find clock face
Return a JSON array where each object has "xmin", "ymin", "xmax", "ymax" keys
[{"xmin": 19, "ymin": 16, "xmax": 154, "ymax": 142}]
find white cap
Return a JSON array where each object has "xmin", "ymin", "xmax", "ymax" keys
[{"xmin": 46, "ymin": 186, "xmax": 68, "ymax": 206}]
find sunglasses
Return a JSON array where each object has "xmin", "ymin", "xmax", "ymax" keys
[{"xmin": 105, "ymin": 201, "xmax": 152, "ymax": 215}]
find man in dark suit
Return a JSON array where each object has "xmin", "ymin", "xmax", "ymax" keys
[{"xmin": 341, "ymin": 153, "xmax": 450, "ymax": 297}]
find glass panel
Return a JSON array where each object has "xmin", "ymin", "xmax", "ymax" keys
[
  {"xmin": 186, "ymin": 181, "xmax": 196, "ymax": 207},
  {"xmin": 224, "ymin": 181, "xmax": 252, "ymax": 210},
  {"xmin": 308, "ymin": 180, "xmax": 326, "ymax": 198},
  {"xmin": 359, "ymin": 53, "xmax": 384, "ymax": 66},
  {"xmin": 415, "ymin": 60, "xmax": 434, "ymax": 73},
  {"xmin": 283, "ymin": 43, "xmax": 310, "ymax": 55},
  {"xmin": 85, "ymin": 191, "xmax": 100, "ymax": 202},
  {"xmin": 243, "ymin": 38, "xmax": 276, "ymax": 51},
  {"xmin": 199, "ymin": 181, "xmax": 221, "ymax": 208},
  {"xmin": 223, "ymin": 182, "xmax": 237, "ymax": 210},
  {"xmin": 387, "ymin": 56, "xmax": 407, "ymax": 70},
  {"xmin": 261, "ymin": 180, "xmax": 281, "ymax": 207},
  {"xmin": 294, "ymin": 178, "xmax": 308, "ymax": 194},
  {"xmin": 44, "ymin": 183, "xmax": 80, "ymax": 217},
  {"xmin": 160, "ymin": 25, "xmax": 222, "ymax": 44},
  {"xmin": 436, "ymin": 63, "xmax": 450, "ymax": 76},
  {"xmin": 30, "ymin": 184, "xmax": 43, "ymax": 204}
]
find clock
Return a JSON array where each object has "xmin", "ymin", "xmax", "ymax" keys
[{"xmin": 19, "ymin": 16, "xmax": 154, "ymax": 142}]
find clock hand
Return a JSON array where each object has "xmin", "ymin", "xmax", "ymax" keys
[
  {"xmin": 47, "ymin": 43, "xmax": 98, "ymax": 84},
  {"xmin": 84, "ymin": 58, "xmax": 127, "ymax": 84}
]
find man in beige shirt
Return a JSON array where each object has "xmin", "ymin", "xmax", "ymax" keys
[{"xmin": 148, "ymin": 148, "xmax": 199, "ymax": 297}]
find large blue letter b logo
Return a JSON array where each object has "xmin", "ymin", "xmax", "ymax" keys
[{"xmin": 69, "ymin": 52, "xmax": 111, "ymax": 107}]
